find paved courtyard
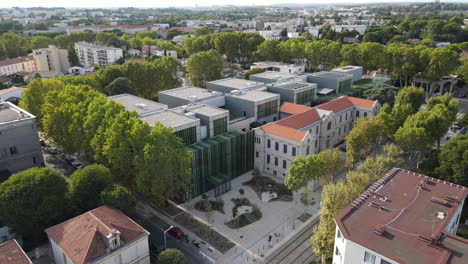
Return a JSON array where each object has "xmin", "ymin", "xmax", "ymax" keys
[{"xmin": 181, "ymin": 171, "xmax": 322, "ymax": 264}]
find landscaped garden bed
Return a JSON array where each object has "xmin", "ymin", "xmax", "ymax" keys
[
  {"xmin": 225, "ymin": 197, "xmax": 262, "ymax": 229},
  {"xmin": 243, "ymin": 176, "xmax": 293, "ymax": 202},
  {"xmin": 174, "ymin": 212, "xmax": 235, "ymax": 253},
  {"xmin": 194, "ymin": 199, "xmax": 225, "ymax": 214}
]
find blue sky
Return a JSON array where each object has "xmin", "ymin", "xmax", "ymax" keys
[{"xmin": 1, "ymin": 0, "xmax": 457, "ymax": 8}]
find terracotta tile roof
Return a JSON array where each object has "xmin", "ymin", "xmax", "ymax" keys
[
  {"xmin": 335, "ymin": 168, "xmax": 468, "ymax": 264},
  {"xmin": 45, "ymin": 205, "xmax": 148, "ymax": 264},
  {"xmin": 0, "ymin": 56, "xmax": 34, "ymax": 67},
  {"xmin": 260, "ymin": 123, "xmax": 307, "ymax": 142},
  {"xmin": 279, "ymin": 102, "xmax": 313, "ymax": 115},
  {"xmin": 276, "ymin": 108, "xmax": 321, "ymax": 129},
  {"xmin": 0, "ymin": 240, "xmax": 32, "ymax": 264},
  {"xmin": 316, "ymin": 96, "xmax": 376, "ymax": 113}
]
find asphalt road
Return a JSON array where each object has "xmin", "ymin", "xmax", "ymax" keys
[
  {"xmin": 42, "ymin": 150, "xmax": 75, "ymax": 180},
  {"xmin": 139, "ymin": 216, "xmax": 208, "ymax": 264}
]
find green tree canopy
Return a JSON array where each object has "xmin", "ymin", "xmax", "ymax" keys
[
  {"xmin": 158, "ymin": 248, "xmax": 187, "ymax": 264},
  {"xmin": 435, "ymin": 134, "xmax": 468, "ymax": 186},
  {"xmin": 0, "ymin": 168, "xmax": 68, "ymax": 241},
  {"xmin": 105, "ymin": 77, "xmax": 136, "ymax": 96},
  {"xmin": 69, "ymin": 164, "xmax": 113, "ymax": 212},
  {"xmin": 187, "ymin": 49, "xmax": 223, "ymax": 87},
  {"xmin": 245, "ymin": 67, "xmax": 265, "ymax": 80},
  {"xmin": 31, "ymin": 36, "xmax": 55, "ymax": 49},
  {"xmin": 100, "ymin": 184, "xmax": 136, "ymax": 214}
]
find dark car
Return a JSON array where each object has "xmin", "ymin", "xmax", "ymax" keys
[{"xmin": 167, "ymin": 226, "xmax": 184, "ymax": 240}]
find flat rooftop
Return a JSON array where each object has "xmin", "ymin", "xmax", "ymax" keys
[
  {"xmin": 208, "ymin": 78, "xmax": 264, "ymax": 90},
  {"xmin": 227, "ymin": 90, "xmax": 279, "ymax": 102},
  {"xmin": 333, "ymin": 65, "xmax": 362, "ymax": 71},
  {"xmin": 108, "ymin": 94, "xmax": 167, "ymax": 116},
  {"xmin": 308, "ymin": 71, "xmax": 352, "ymax": 79},
  {"xmin": 269, "ymin": 81, "xmax": 315, "ymax": 90},
  {"xmin": 252, "ymin": 61, "xmax": 302, "ymax": 69},
  {"xmin": 0, "ymin": 103, "xmax": 33, "ymax": 124},
  {"xmin": 140, "ymin": 110, "xmax": 199, "ymax": 129},
  {"xmin": 250, "ymin": 71, "xmax": 298, "ymax": 80},
  {"xmin": 159, "ymin": 86, "xmax": 222, "ymax": 101},
  {"xmin": 336, "ymin": 168, "xmax": 468, "ymax": 264},
  {"xmin": 188, "ymin": 105, "xmax": 228, "ymax": 117}
]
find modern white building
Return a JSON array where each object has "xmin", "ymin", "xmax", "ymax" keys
[
  {"xmin": 250, "ymin": 61, "xmax": 306, "ymax": 74},
  {"xmin": 332, "ymin": 65, "xmax": 363, "ymax": 82},
  {"xmin": 32, "ymin": 45, "xmax": 70, "ymax": 74},
  {"xmin": 74, "ymin": 42, "xmax": 123, "ymax": 67},
  {"xmin": 254, "ymin": 96, "xmax": 379, "ymax": 181},
  {"xmin": 333, "ymin": 168, "xmax": 468, "ymax": 264},
  {"xmin": 45, "ymin": 205, "xmax": 150, "ymax": 264},
  {"xmin": 0, "ymin": 56, "xmax": 37, "ymax": 76}
]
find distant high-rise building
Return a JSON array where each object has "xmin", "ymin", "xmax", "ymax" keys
[
  {"xmin": 74, "ymin": 42, "xmax": 123, "ymax": 67},
  {"xmin": 32, "ymin": 45, "xmax": 70, "ymax": 74}
]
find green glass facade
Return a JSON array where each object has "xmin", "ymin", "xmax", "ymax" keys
[
  {"xmin": 187, "ymin": 130, "xmax": 254, "ymax": 198},
  {"xmin": 213, "ymin": 117, "xmax": 228, "ymax": 136},
  {"xmin": 175, "ymin": 126, "xmax": 198, "ymax": 145},
  {"xmin": 257, "ymin": 101, "xmax": 278, "ymax": 119},
  {"xmin": 296, "ymin": 89, "xmax": 314, "ymax": 105},
  {"xmin": 338, "ymin": 78, "xmax": 353, "ymax": 91}
]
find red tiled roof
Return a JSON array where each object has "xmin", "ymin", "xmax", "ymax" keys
[
  {"xmin": 261, "ymin": 123, "xmax": 307, "ymax": 142},
  {"xmin": 276, "ymin": 108, "xmax": 321, "ymax": 129},
  {"xmin": 45, "ymin": 205, "xmax": 148, "ymax": 264},
  {"xmin": 280, "ymin": 102, "xmax": 313, "ymax": 115},
  {"xmin": 335, "ymin": 168, "xmax": 468, "ymax": 264},
  {"xmin": 316, "ymin": 96, "xmax": 376, "ymax": 113},
  {"xmin": 0, "ymin": 56, "xmax": 34, "ymax": 67},
  {"xmin": 0, "ymin": 240, "xmax": 32, "ymax": 264}
]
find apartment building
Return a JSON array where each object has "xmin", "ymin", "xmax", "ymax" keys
[
  {"xmin": 0, "ymin": 102, "xmax": 44, "ymax": 175},
  {"xmin": 32, "ymin": 45, "xmax": 70, "ymax": 74},
  {"xmin": 0, "ymin": 56, "xmax": 37, "ymax": 76},
  {"xmin": 45, "ymin": 206, "xmax": 150, "ymax": 264},
  {"xmin": 75, "ymin": 42, "xmax": 123, "ymax": 67},
  {"xmin": 333, "ymin": 168, "xmax": 468, "ymax": 264},
  {"xmin": 254, "ymin": 96, "xmax": 379, "ymax": 181}
]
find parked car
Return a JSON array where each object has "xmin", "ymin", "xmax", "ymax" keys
[
  {"xmin": 71, "ymin": 160, "xmax": 84, "ymax": 169},
  {"xmin": 48, "ymin": 147, "xmax": 58, "ymax": 154},
  {"xmin": 167, "ymin": 226, "xmax": 184, "ymax": 240},
  {"xmin": 64, "ymin": 155, "xmax": 78, "ymax": 164}
]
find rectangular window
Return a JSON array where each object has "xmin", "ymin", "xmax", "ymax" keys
[
  {"xmin": 213, "ymin": 117, "xmax": 227, "ymax": 136},
  {"xmin": 327, "ymin": 122, "xmax": 331, "ymax": 130},
  {"xmin": 345, "ymin": 112, "xmax": 348, "ymax": 120},
  {"xmin": 33, "ymin": 156, "xmax": 37, "ymax": 164},
  {"xmin": 339, "ymin": 115, "xmax": 342, "ymax": 123},
  {"xmin": 256, "ymin": 151, "xmax": 259, "ymax": 158},
  {"xmin": 364, "ymin": 251, "xmax": 376, "ymax": 264},
  {"xmin": 257, "ymin": 100, "xmax": 278, "ymax": 119},
  {"xmin": 335, "ymin": 246, "xmax": 340, "ymax": 256},
  {"xmin": 316, "ymin": 126, "xmax": 319, "ymax": 134},
  {"xmin": 274, "ymin": 157, "xmax": 278, "ymax": 166},
  {"xmin": 9, "ymin": 146, "xmax": 17, "ymax": 155},
  {"xmin": 282, "ymin": 160, "xmax": 286, "ymax": 169},
  {"xmin": 306, "ymin": 146, "xmax": 310, "ymax": 155},
  {"xmin": 356, "ymin": 110, "xmax": 360, "ymax": 118},
  {"xmin": 364, "ymin": 112, "xmax": 368, "ymax": 118},
  {"xmin": 267, "ymin": 155, "xmax": 270, "ymax": 164},
  {"xmin": 292, "ymin": 147, "xmax": 296, "ymax": 156},
  {"xmin": 174, "ymin": 126, "xmax": 197, "ymax": 145},
  {"xmin": 267, "ymin": 139, "xmax": 271, "ymax": 148},
  {"xmin": 315, "ymin": 140, "xmax": 318, "ymax": 148},
  {"xmin": 283, "ymin": 144, "xmax": 287, "ymax": 154},
  {"xmin": 380, "ymin": 260, "xmax": 391, "ymax": 264},
  {"xmin": 337, "ymin": 229, "xmax": 341, "ymax": 238},
  {"xmin": 275, "ymin": 142, "xmax": 279, "ymax": 151},
  {"xmin": 296, "ymin": 89, "xmax": 313, "ymax": 105}
]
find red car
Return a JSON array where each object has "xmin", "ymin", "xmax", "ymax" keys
[{"xmin": 167, "ymin": 226, "xmax": 184, "ymax": 240}]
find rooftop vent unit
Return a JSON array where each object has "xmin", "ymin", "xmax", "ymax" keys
[
  {"xmin": 417, "ymin": 235, "xmax": 432, "ymax": 243},
  {"xmin": 431, "ymin": 196, "xmax": 450, "ymax": 207},
  {"xmin": 444, "ymin": 196, "xmax": 459, "ymax": 203},
  {"xmin": 436, "ymin": 212, "xmax": 446, "ymax": 220},
  {"xmin": 135, "ymin": 103, "xmax": 147, "ymax": 109},
  {"xmin": 374, "ymin": 226, "xmax": 386, "ymax": 236}
]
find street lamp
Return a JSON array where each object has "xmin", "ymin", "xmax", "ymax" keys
[{"xmin": 164, "ymin": 226, "xmax": 173, "ymax": 250}]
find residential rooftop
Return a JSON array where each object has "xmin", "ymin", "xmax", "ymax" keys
[
  {"xmin": 0, "ymin": 55, "xmax": 34, "ymax": 67},
  {"xmin": 0, "ymin": 102, "xmax": 34, "ymax": 124},
  {"xmin": 208, "ymin": 78, "xmax": 265, "ymax": 90},
  {"xmin": 45, "ymin": 205, "xmax": 148, "ymax": 264},
  {"xmin": 158, "ymin": 86, "xmax": 222, "ymax": 101},
  {"xmin": 335, "ymin": 168, "xmax": 468, "ymax": 264},
  {"xmin": 227, "ymin": 90, "xmax": 280, "ymax": 102},
  {"xmin": 0, "ymin": 240, "xmax": 31, "ymax": 264},
  {"xmin": 140, "ymin": 110, "xmax": 200, "ymax": 129},
  {"xmin": 108, "ymin": 93, "xmax": 168, "ymax": 117},
  {"xmin": 316, "ymin": 96, "xmax": 377, "ymax": 113}
]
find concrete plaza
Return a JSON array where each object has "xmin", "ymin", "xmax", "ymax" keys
[{"xmin": 181, "ymin": 171, "xmax": 322, "ymax": 264}]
